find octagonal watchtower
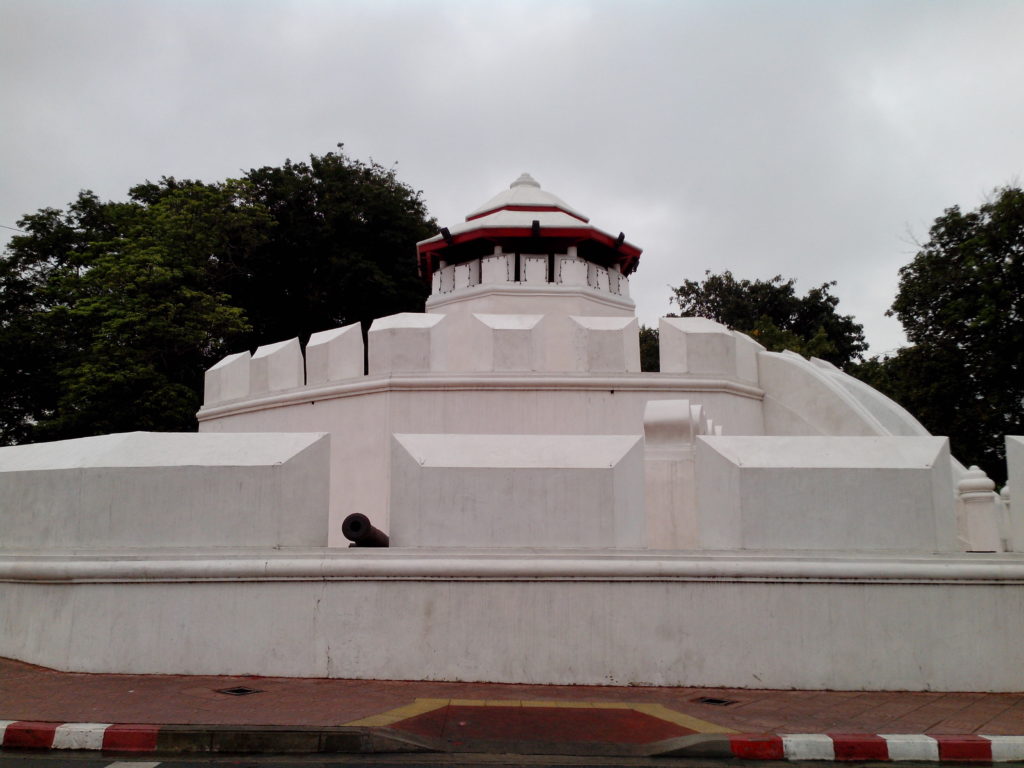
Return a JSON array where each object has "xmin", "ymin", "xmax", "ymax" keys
[{"xmin": 417, "ymin": 173, "xmax": 642, "ymax": 316}]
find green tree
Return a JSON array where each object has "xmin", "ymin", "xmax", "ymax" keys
[
  {"xmin": 670, "ymin": 271, "xmax": 867, "ymax": 368},
  {"xmin": 231, "ymin": 147, "xmax": 436, "ymax": 346},
  {"xmin": 857, "ymin": 186, "xmax": 1024, "ymax": 482},
  {"xmin": 1, "ymin": 146, "xmax": 436, "ymax": 444},
  {"xmin": 1, "ymin": 181, "xmax": 267, "ymax": 441}
]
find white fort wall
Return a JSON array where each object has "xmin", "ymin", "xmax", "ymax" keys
[
  {"xmin": 2, "ymin": 550, "xmax": 1023, "ymax": 691},
  {"xmin": 5, "ymin": 171, "xmax": 1021, "ymax": 690},
  {"xmin": 197, "ymin": 311, "xmax": 1005, "ymax": 550},
  {"xmin": 199, "ymin": 311, "xmax": 768, "ymax": 545}
]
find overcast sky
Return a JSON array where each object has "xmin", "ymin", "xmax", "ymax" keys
[{"xmin": 3, "ymin": 0, "xmax": 1023, "ymax": 355}]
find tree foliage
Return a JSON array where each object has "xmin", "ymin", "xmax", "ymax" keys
[
  {"xmin": 855, "ymin": 186, "xmax": 1024, "ymax": 482},
  {"xmin": 0, "ymin": 147, "xmax": 435, "ymax": 444},
  {"xmin": 670, "ymin": 271, "xmax": 867, "ymax": 368}
]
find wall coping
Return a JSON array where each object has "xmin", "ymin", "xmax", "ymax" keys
[
  {"xmin": 3, "ymin": 549, "xmax": 1023, "ymax": 584},
  {"xmin": 196, "ymin": 373, "xmax": 765, "ymax": 421}
]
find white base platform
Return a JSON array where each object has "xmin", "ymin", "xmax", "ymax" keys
[{"xmin": 3, "ymin": 548, "xmax": 1022, "ymax": 692}]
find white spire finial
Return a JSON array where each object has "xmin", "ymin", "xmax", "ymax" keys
[{"xmin": 511, "ymin": 173, "xmax": 540, "ymax": 189}]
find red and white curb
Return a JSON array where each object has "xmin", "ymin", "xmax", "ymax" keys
[
  {"xmin": 4, "ymin": 720, "xmax": 1024, "ymax": 760},
  {"xmin": 0, "ymin": 721, "xmax": 158, "ymax": 752},
  {"xmin": 716, "ymin": 733, "xmax": 1024, "ymax": 762}
]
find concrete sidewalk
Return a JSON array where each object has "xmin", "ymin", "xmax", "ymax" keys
[{"xmin": 1, "ymin": 657, "xmax": 1023, "ymax": 761}]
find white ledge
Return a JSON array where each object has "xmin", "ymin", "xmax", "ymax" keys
[
  {"xmin": 425, "ymin": 283, "xmax": 635, "ymax": 313},
  {"xmin": 3, "ymin": 549, "xmax": 1023, "ymax": 584},
  {"xmin": 197, "ymin": 373, "xmax": 764, "ymax": 421}
]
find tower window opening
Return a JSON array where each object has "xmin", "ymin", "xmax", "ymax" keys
[
  {"xmin": 514, "ymin": 252, "xmax": 521, "ymax": 282},
  {"xmin": 547, "ymin": 253, "xmax": 555, "ymax": 283}
]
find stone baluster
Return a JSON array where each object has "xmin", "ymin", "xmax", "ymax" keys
[{"xmin": 957, "ymin": 466, "xmax": 1004, "ymax": 552}]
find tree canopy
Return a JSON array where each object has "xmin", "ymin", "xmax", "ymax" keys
[
  {"xmin": 670, "ymin": 271, "xmax": 867, "ymax": 369},
  {"xmin": 855, "ymin": 186, "xmax": 1024, "ymax": 483},
  {"xmin": 0, "ymin": 147, "xmax": 435, "ymax": 444}
]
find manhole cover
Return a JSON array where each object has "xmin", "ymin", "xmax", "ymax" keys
[
  {"xmin": 694, "ymin": 696, "xmax": 737, "ymax": 706},
  {"xmin": 216, "ymin": 686, "xmax": 263, "ymax": 696}
]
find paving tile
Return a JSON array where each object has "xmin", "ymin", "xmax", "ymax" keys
[{"xmin": 2, "ymin": 655, "xmax": 1024, "ymax": 744}]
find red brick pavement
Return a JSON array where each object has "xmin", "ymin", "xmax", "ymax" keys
[{"xmin": 2, "ymin": 657, "xmax": 1022, "ymax": 735}]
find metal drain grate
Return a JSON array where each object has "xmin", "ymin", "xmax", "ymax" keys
[
  {"xmin": 216, "ymin": 686, "xmax": 263, "ymax": 696},
  {"xmin": 694, "ymin": 696, "xmax": 737, "ymax": 706}
]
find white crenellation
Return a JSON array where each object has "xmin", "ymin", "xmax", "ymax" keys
[
  {"xmin": 480, "ymin": 249, "xmax": 513, "ymax": 284},
  {"xmin": 659, "ymin": 316, "xmax": 758, "ymax": 383},
  {"xmin": 473, "ymin": 313, "xmax": 544, "ymax": 371},
  {"xmin": 556, "ymin": 252, "xmax": 589, "ymax": 286},
  {"xmin": 454, "ymin": 259, "xmax": 480, "ymax": 290},
  {"xmin": 439, "ymin": 264, "xmax": 456, "ymax": 294},
  {"xmin": 203, "ymin": 351, "xmax": 251, "ymax": 405},
  {"xmin": 569, "ymin": 315, "xmax": 641, "ymax": 372},
  {"xmin": 521, "ymin": 253, "xmax": 548, "ymax": 283},
  {"xmin": 368, "ymin": 313, "xmax": 446, "ymax": 374},
  {"xmin": 429, "ymin": 245, "xmax": 632, "ymax": 302},
  {"xmin": 587, "ymin": 263, "xmax": 610, "ymax": 292},
  {"xmin": 306, "ymin": 323, "xmax": 364, "ymax": 385},
  {"xmin": 607, "ymin": 264, "xmax": 623, "ymax": 296},
  {"xmin": 250, "ymin": 337, "xmax": 304, "ymax": 395}
]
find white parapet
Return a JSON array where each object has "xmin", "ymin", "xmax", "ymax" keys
[
  {"xmin": 473, "ymin": 313, "xmax": 544, "ymax": 371},
  {"xmin": 368, "ymin": 312, "xmax": 446, "ymax": 374},
  {"xmin": 694, "ymin": 436, "xmax": 958, "ymax": 552},
  {"xmin": 203, "ymin": 351, "xmax": 251, "ymax": 405},
  {"xmin": 643, "ymin": 399, "xmax": 705, "ymax": 549},
  {"xmin": 389, "ymin": 433, "xmax": 645, "ymax": 548},
  {"xmin": 306, "ymin": 324, "xmax": 364, "ymax": 385},
  {"xmin": 570, "ymin": 315, "xmax": 641, "ymax": 372},
  {"xmin": 250, "ymin": 337, "xmax": 304, "ymax": 395},
  {"xmin": 0, "ymin": 431, "xmax": 331, "ymax": 549},
  {"xmin": 659, "ymin": 317, "xmax": 760, "ymax": 383},
  {"xmin": 1006, "ymin": 437, "xmax": 1024, "ymax": 551}
]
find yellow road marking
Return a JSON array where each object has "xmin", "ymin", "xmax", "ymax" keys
[
  {"xmin": 631, "ymin": 702, "xmax": 737, "ymax": 734},
  {"xmin": 345, "ymin": 697, "xmax": 448, "ymax": 726},
  {"xmin": 346, "ymin": 696, "xmax": 737, "ymax": 733}
]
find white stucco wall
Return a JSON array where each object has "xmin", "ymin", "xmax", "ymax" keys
[
  {"xmin": 390, "ymin": 433, "xmax": 644, "ymax": 548},
  {"xmin": 695, "ymin": 436, "xmax": 957, "ymax": 552},
  {"xmin": 2, "ymin": 550, "xmax": 1022, "ymax": 691},
  {"xmin": 0, "ymin": 432, "xmax": 331, "ymax": 548}
]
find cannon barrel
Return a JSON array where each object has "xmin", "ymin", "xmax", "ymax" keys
[{"xmin": 342, "ymin": 513, "xmax": 390, "ymax": 547}]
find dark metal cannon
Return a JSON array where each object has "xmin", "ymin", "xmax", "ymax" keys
[{"xmin": 342, "ymin": 513, "xmax": 390, "ymax": 547}]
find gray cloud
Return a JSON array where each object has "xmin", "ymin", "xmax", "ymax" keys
[{"xmin": 3, "ymin": 0, "xmax": 1023, "ymax": 354}]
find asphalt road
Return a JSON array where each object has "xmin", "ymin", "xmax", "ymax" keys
[{"xmin": 0, "ymin": 753, "xmax": 961, "ymax": 768}]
